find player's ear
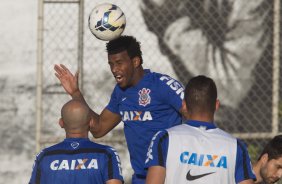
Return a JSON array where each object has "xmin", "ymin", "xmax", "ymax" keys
[
  {"xmin": 215, "ymin": 99, "xmax": 220, "ymax": 111},
  {"xmin": 59, "ymin": 118, "xmax": 64, "ymax": 128},
  {"xmin": 88, "ymin": 118, "xmax": 93, "ymax": 131},
  {"xmin": 132, "ymin": 57, "xmax": 141, "ymax": 68},
  {"xmin": 261, "ymin": 153, "xmax": 269, "ymax": 164},
  {"xmin": 182, "ymin": 100, "xmax": 188, "ymax": 112},
  {"xmin": 181, "ymin": 100, "xmax": 189, "ymax": 119}
]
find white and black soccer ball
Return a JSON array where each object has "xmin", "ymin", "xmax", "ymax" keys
[{"xmin": 88, "ymin": 3, "xmax": 126, "ymax": 41}]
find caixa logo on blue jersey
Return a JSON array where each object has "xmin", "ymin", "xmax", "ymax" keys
[
  {"xmin": 120, "ymin": 111, "xmax": 152, "ymax": 121},
  {"xmin": 160, "ymin": 76, "xmax": 184, "ymax": 99},
  {"xmin": 180, "ymin": 152, "xmax": 227, "ymax": 169},
  {"xmin": 50, "ymin": 159, "xmax": 98, "ymax": 170}
]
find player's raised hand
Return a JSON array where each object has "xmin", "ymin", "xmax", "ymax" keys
[{"xmin": 54, "ymin": 64, "xmax": 79, "ymax": 96}]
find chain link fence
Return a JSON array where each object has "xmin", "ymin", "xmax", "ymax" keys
[{"xmin": 38, "ymin": 0, "xmax": 281, "ymax": 183}]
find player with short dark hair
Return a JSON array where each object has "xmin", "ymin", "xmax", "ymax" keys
[
  {"xmin": 184, "ymin": 75, "xmax": 217, "ymax": 114},
  {"xmin": 253, "ymin": 135, "xmax": 282, "ymax": 184},
  {"xmin": 106, "ymin": 35, "xmax": 143, "ymax": 64},
  {"xmin": 29, "ymin": 100, "xmax": 123, "ymax": 184},
  {"xmin": 54, "ymin": 35, "xmax": 185, "ymax": 184},
  {"xmin": 145, "ymin": 75, "xmax": 256, "ymax": 184}
]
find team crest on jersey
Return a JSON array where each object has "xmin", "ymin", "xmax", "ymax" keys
[{"xmin": 138, "ymin": 88, "xmax": 151, "ymax": 106}]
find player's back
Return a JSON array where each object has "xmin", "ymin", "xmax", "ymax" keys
[
  {"xmin": 29, "ymin": 138, "xmax": 123, "ymax": 184},
  {"xmin": 166, "ymin": 123, "xmax": 237, "ymax": 184}
]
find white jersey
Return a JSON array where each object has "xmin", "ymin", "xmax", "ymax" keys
[{"xmin": 165, "ymin": 124, "xmax": 237, "ymax": 184}]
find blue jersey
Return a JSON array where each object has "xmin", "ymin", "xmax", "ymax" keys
[
  {"xmin": 29, "ymin": 138, "xmax": 123, "ymax": 184},
  {"xmin": 106, "ymin": 69, "xmax": 184, "ymax": 176},
  {"xmin": 145, "ymin": 120, "xmax": 256, "ymax": 183}
]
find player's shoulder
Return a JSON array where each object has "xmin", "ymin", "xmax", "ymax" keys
[
  {"xmin": 110, "ymin": 84, "xmax": 124, "ymax": 100},
  {"xmin": 152, "ymin": 129, "xmax": 169, "ymax": 141},
  {"xmin": 43, "ymin": 141, "xmax": 67, "ymax": 151},
  {"xmin": 150, "ymin": 70, "xmax": 181, "ymax": 84},
  {"xmin": 150, "ymin": 70, "xmax": 184, "ymax": 93},
  {"xmin": 37, "ymin": 142, "xmax": 61, "ymax": 154},
  {"xmin": 236, "ymin": 138, "xmax": 248, "ymax": 150},
  {"xmin": 167, "ymin": 123, "xmax": 186, "ymax": 131},
  {"xmin": 112, "ymin": 83, "xmax": 121, "ymax": 93},
  {"xmin": 166, "ymin": 124, "xmax": 195, "ymax": 136},
  {"xmin": 88, "ymin": 142, "xmax": 119, "ymax": 155},
  {"xmin": 215, "ymin": 128, "xmax": 237, "ymax": 140},
  {"xmin": 34, "ymin": 143, "xmax": 62, "ymax": 161}
]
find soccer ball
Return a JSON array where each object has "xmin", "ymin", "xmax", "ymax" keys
[{"xmin": 88, "ymin": 3, "xmax": 126, "ymax": 41}]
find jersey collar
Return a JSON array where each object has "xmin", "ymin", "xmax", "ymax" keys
[
  {"xmin": 185, "ymin": 120, "xmax": 217, "ymax": 130},
  {"xmin": 142, "ymin": 69, "xmax": 151, "ymax": 80},
  {"xmin": 144, "ymin": 69, "xmax": 151, "ymax": 74},
  {"xmin": 129, "ymin": 69, "xmax": 151, "ymax": 89}
]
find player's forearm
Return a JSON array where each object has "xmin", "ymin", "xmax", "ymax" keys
[
  {"xmin": 146, "ymin": 166, "xmax": 166, "ymax": 184},
  {"xmin": 89, "ymin": 108, "xmax": 122, "ymax": 138},
  {"xmin": 89, "ymin": 119, "xmax": 111, "ymax": 138},
  {"xmin": 70, "ymin": 90, "xmax": 104, "ymax": 138},
  {"xmin": 89, "ymin": 114, "xmax": 121, "ymax": 138},
  {"xmin": 90, "ymin": 128, "xmax": 107, "ymax": 138},
  {"xmin": 71, "ymin": 90, "xmax": 95, "ymax": 113},
  {"xmin": 89, "ymin": 111, "xmax": 104, "ymax": 138},
  {"xmin": 71, "ymin": 89, "xmax": 85, "ymax": 102}
]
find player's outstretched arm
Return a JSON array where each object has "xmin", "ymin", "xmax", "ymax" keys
[
  {"xmin": 54, "ymin": 64, "xmax": 80, "ymax": 97},
  {"xmin": 54, "ymin": 64, "xmax": 91, "ymax": 109},
  {"xmin": 90, "ymin": 108, "xmax": 121, "ymax": 138},
  {"xmin": 54, "ymin": 64, "xmax": 121, "ymax": 138},
  {"xmin": 146, "ymin": 166, "xmax": 166, "ymax": 184}
]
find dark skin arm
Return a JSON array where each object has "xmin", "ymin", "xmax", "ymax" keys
[
  {"xmin": 146, "ymin": 166, "xmax": 166, "ymax": 184},
  {"xmin": 239, "ymin": 179, "xmax": 255, "ymax": 184},
  {"xmin": 54, "ymin": 64, "xmax": 121, "ymax": 138},
  {"xmin": 106, "ymin": 179, "xmax": 123, "ymax": 184}
]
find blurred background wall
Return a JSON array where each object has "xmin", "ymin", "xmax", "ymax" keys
[{"xmin": 0, "ymin": 0, "xmax": 37, "ymax": 183}]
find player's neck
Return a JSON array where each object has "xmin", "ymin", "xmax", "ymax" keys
[
  {"xmin": 131, "ymin": 67, "xmax": 144, "ymax": 86},
  {"xmin": 189, "ymin": 113, "xmax": 214, "ymax": 123},
  {"xmin": 65, "ymin": 132, "xmax": 88, "ymax": 139},
  {"xmin": 253, "ymin": 162, "xmax": 263, "ymax": 183}
]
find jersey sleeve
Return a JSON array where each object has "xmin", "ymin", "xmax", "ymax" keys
[
  {"xmin": 29, "ymin": 151, "xmax": 44, "ymax": 184},
  {"xmin": 158, "ymin": 75, "xmax": 184, "ymax": 111},
  {"xmin": 144, "ymin": 130, "xmax": 169, "ymax": 169},
  {"xmin": 105, "ymin": 86, "xmax": 120, "ymax": 114},
  {"xmin": 103, "ymin": 147, "xmax": 124, "ymax": 182},
  {"xmin": 235, "ymin": 139, "xmax": 256, "ymax": 183}
]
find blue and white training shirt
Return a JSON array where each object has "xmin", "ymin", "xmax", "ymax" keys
[
  {"xmin": 29, "ymin": 138, "xmax": 123, "ymax": 184},
  {"xmin": 145, "ymin": 120, "xmax": 256, "ymax": 184},
  {"xmin": 106, "ymin": 69, "xmax": 184, "ymax": 176}
]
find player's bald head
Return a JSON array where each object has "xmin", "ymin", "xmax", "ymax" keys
[{"xmin": 61, "ymin": 100, "xmax": 91, "ymax": 132}]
